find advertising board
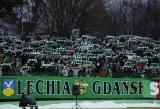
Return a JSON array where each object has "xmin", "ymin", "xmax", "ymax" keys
[{"xmin": 0, "ymin": 76, "xmax": 156, "ymax": 100}]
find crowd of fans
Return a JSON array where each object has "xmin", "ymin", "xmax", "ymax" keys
[{"xmin": 0, "ymin": 34, "xmax": 160, "ymax": 78}]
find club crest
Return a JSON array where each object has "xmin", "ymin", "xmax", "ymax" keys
[
  {"xmin": 2, "ymin": 78, "xmax": 15, "ymax": 97},
  {"xmin": 74, "ymin": 79, "xmax": 89, "ymax": 95}
]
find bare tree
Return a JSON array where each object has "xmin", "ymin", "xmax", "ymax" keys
[{"xmin": 32, "ymin": 0, "xmax": 98, "ymax": 37}]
